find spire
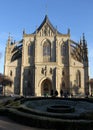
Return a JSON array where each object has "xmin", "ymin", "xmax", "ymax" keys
[
  {"xmin": 82, "ymin": 33, "xmax": 88, "ymax": 48},
  {"xmin": 80, "ymin": 37, "xmax": 82, "ymax": 45},
  {"xmin": 68, "ymin": 28, "xmax": 70, "ymax": 35},
  {"xmin": 83, "ymin": 33, "xmax": 86, "ymax": 45},
  {"xmin": 23, "ymin": 28, "xmax": 25, "ymax": 35},
  {"xmin": 45, "ymin": 14, "xmax": 48, "ymax": 22},
  {"xmin": 7, "ymin": 33, "xmax": 11, "ymax": 45},
  {"xmin": 83, "ymin": 33, "xmax": 85, "ymax": 39},
  {"xmin": 82, "ymin": 33, "xmax": 88, "ymax": 62}
]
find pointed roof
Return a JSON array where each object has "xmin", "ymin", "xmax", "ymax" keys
[{"xmin": 34, "ymin": 15, "xmax": 61, "ymax": 34}]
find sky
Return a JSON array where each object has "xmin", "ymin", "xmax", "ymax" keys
[{"xmin": 0, "ymin": 0, "xmax": 93, "ymax": 78}]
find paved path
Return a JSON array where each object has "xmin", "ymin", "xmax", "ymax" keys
[{"xmin": 0, "ymin": 116, "xmax": 54, "ymax": 130}]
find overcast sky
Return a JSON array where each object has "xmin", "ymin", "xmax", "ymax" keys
[{"xmin": 0, "ymin": 0, "xmax": 93, "ymax": 78}]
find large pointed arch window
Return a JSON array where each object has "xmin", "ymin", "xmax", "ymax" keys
[
  {"xmin": 61, "ymin": 44, "xmax": 66, "ymax": 63},
  {"xmin": 76, "ymin": 70, "xmax": 81, "ymax": 88},
  {"xmin": 61, "ymin": 44, "xmax": 66, "ymax": 56},
  {"xmin": 43, "ymin": 40, "xmax": 51, "ymax": 62},
  {"xmin": 28, "ymin": 43, "xmax": 34, "ymax": 56}
]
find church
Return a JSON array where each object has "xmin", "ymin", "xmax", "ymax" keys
[{"xmin": 4, "ymin": 15, "xmax": 89, "ymax": 97}]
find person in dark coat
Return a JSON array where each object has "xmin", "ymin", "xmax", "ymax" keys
[{"xmin": 60, "ymin": 89, "xmax": 63, "ymax": 97}]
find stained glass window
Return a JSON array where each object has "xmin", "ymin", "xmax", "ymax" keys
[
  {"xmin": 61, "ymin": 44, "xmax": 66, "ymax": 56},
  {"xmin": 43, "ymin": 40, "xmax": 51, "ymax": 62},
  {"xmin": 43, "ymin": 42, "xmax": 50, "ymax": 56},
  {"xmin": 28, "ymin": 43, "xmax": 33, "ymax": 56}
]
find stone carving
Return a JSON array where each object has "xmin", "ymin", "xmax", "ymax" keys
[
  {"xmin": 41, "ymin": 66, "xmax": 47, "ymax": 76},
  {"xmin": 50, "ymin": 68, "xmax": 53, "ymax": 74}
]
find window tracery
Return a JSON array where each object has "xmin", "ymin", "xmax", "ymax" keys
[
  {"xmin": 28, "ymin": 42, "xmax": 33, "ymax": 56},
  {"xmin": 61, "ymin": 44, "xmax": 66, "ymax": 56},
  {"xmin": 43, "ymin": 40, "xmax": 51, "ymax": 62}
]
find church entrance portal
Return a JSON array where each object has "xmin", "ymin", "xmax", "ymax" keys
[{"xmin": 41, "ymin": 79, "xmax": 52, "ymax": 96}]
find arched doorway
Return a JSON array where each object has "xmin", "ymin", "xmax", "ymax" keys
[{"xmin": 41, "ymin": 79, "xmax": 52, "ymax": 96}]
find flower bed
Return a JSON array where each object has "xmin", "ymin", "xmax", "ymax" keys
[{"xmin": 0, "ymin": 97, "xmax": 93, "ymax": 129}]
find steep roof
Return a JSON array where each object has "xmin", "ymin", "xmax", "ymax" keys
[{"xmin": 34, "ymin": 15, "xmax": 62, "ymax": 35}]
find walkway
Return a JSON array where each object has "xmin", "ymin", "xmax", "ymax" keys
[{"xmin": 0, "ymin": 116, "xmax": 54, "ymax": 130}]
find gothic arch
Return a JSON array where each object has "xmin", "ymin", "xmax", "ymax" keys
[
  {"xmin": 40, "ymin": 78, "xmax": 52, "ymax": 96},
  {"xmin": 42, "ymin": 39, "xmax": 51, "ymax": 62},
  {"xmin": 43, "ymin": 41, "xmax": 51, "ymax": 56},
  {"xmin": 28, "ymin": 42, "xmax": 34, "ymax": 56},
  {"xmin": 61, "ymin": 43, "xmax": 66, "ymax": 56},
  {"xmin": 41, "ymin": 38, "xmax": 51, "ymax": 46}
]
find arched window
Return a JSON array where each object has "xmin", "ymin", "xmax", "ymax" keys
[
  {"xmin": 61, "ymin": 44, "xmax": 66, "ymax": 63},
  {"xmin": 76, "ymin": 70, "xmax": 81, "ymax": 87},
  {"xmin": 28, "ymin": 43, "xmax": 33, "ymax": 56},
  {"xmin": 61, "ymin": 44, "xmax": 66, "ymax": 56},
  {"xmin": 43, "ymin": 40, "xmax": 51, "ymax": 62},
  {"xmin": 43, "ymin": 41, "xmax": 50, "ymax": 56}
]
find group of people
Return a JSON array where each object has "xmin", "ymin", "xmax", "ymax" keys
[
  {"xmin": 50, "ymin": 89, "xmax": 73, "ymax": 98},
  {"xmin": 50, "ymin": 89, "xmax": 58, "ymax": 97},
  {"xmin": 44, "ymin": 89, "xmax": 74, "ymax": 97}
]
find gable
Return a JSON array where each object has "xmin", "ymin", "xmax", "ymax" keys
[
  {"xmin": 34, "ymin": 15, "xmax": 61, "ymax": 36},
  {"xmin": 38, "ymin": 22, "xmax": 55, "ymax": 36}
]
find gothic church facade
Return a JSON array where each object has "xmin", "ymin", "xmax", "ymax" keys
[{"xmin": 4, "ymin": 15, "xmax": 89, "ymax": 96}]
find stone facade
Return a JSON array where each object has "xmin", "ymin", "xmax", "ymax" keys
[{"xmin": 4, "ymin": 15, "xmax": 89, "ymax": 96}]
